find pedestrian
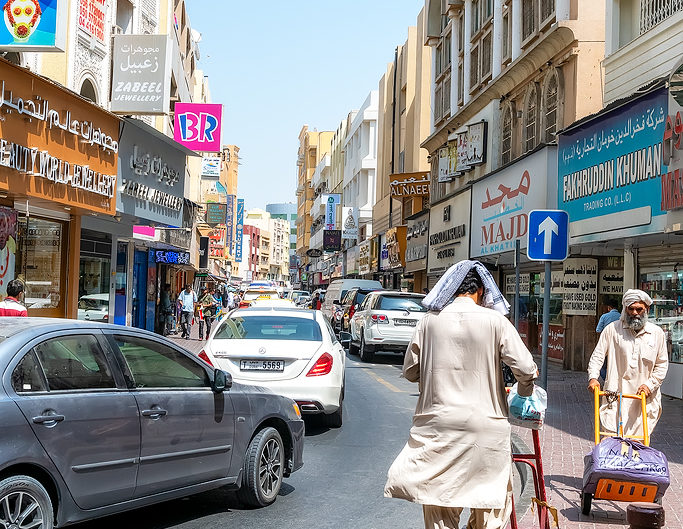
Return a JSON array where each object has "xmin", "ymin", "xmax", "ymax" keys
[
  {"xmin": 309, "ymin": 292, "xmax": 319, "ymax": 310},
  {"xmin": 587, "ymin": 289, "xmax": 669, "ymax": 437},
  {"xmin": 177, "ymin": 284, "xmax": 197, "ymax": 339},
  {"xmin": 384, "ymin": 261, "xmax": 538, "ymax": 529},
  {"xmin": 159, "ymin": 283, "xmax": 173, "ymax": 336},
  {"xmin": 198, "ymin": 287, "xmax": 217, "ymax": 340},
  {"xmin": 0, "ymin": 279, "xmax": 28, "ymax": 317},
  {"xmin": 595, "ymin": 297, "xmax": 621, "ymax": 380},
  {"xmin": 227, "ymin": 289, "xmax": 235, "ymax": 309},
  {"xmin": 422, "ymin": 287, "xmax": 428, "ymax": 295}
]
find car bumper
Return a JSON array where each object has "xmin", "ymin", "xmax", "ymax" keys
[
  {"xmin": 365, "ymin": 328, "xmax": 412, "ymax": 350},
  {"xmin": 235, "ymin": 378, "xmax": 342, "ymax": 414}
]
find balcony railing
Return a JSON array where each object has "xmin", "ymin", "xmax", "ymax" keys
[{"xmin": 640, "ymin": 0, "xmax": 683, "ymax": 34}]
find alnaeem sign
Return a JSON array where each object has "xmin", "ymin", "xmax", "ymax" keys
[{"xmin": 390, "ymin": 172, "xmax": 430, "ymax": 198}]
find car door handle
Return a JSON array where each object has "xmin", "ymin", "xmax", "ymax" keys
[
  {"xmin": 141, "ymin": 408, "xmax": 167, "ymax": 419},
  {"xmin": 33, "ymin": 414, "xmax": 65, "ymax": 424}
]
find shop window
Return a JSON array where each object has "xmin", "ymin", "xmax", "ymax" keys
[
  {"xmin": 640, "ymin": 271, "xmax": 683, "ymax": 365},
  {"xmin": 79, "ymin": 229, "xmax": 112, "ymax": 324}
]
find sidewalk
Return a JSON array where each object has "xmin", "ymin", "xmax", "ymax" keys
[
  {"xmin": 515, "ymin": 362, "xmax": 683, "ymax": 529},
  {"xmin": 168, "ymin": 322, "xmax": 207, "ymax": 355}
]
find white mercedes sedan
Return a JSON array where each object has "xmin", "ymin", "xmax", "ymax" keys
[{"xmin": 200, "ymin": 307, "xmax": 345, "ymax": 427}]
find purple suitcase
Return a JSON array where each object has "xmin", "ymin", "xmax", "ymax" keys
[{"xmin": 583, "ymin": 437, "xmax": 670, "ymax": 499}]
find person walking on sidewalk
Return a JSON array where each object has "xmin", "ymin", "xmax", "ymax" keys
[
  {"xmin": 588, "ymin": 289, "xmax": 669, "ymax": 437},
  {"xmin": 198, "ymin": 287, "xmax": 217, "ymax": 340},
  {"xmin": 0, "ymin": 280, "xmax": 27, "ymax": 317},
  {"xmin": 384, "ymin": 261, "xmax": 538, "ymax": 529},
  {"xmin": 177, "ymin": 284, "xmax": 197, "ymax": 339}
]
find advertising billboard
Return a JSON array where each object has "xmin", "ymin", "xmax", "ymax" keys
[
  {"xmin": 0, "ymin": 0, "xmax": 67, "ymax": 51},
  {"xmin": 173, "ymin": 102, "xmax": 222, "ymax": 152},
  {"xmin": 235, "ymin": 198, "xmax": 244, "ymax": 262},
  {"xmin": 201, "ymin": 155, "xmax": 221, "ymax": 177},
  {"xmin": 324, "ymin": 194, "xmax": 340, "ymax": 230},
  {"xmin": 225, "ymin": 194, "xmax": 235, "ymax": 253},
  {"xmin": 341, "ymin": 206, "xmax": 358, "ymax": 240}
]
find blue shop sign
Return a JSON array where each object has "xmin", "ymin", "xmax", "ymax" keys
[{"xmin": 558, "ymin": 88, "xmax": 668, "ymax": 238}]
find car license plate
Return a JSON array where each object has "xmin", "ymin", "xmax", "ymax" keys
[
  {"xmin": 240, "ymin": 360, "xmax": 285, "ymax": 372},
  {"xmin": 394, "ymin": 318, "xmax": 417, "ymax": 326}
]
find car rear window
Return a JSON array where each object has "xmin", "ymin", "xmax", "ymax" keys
[
  {"xmin": 214, "ymin": 316, "xmax": 323, "ymax": 341},
  {"xmin": 378, "ymin": 296, "xmax": 427, "ymax": 312},
  {"xmin": 355, "ymin": 292, "xmax": 369, "ymax": 305}
]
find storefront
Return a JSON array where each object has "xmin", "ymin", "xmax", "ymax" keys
[
  {"xmin": 405, "ymin": 211, "xmax": 428, "ymax": 293},
  {"xmin": 0, "ymin": 59, "xmax": 119, "ymax": 317},
  {"xmin": 427, "ymin": 189, "xmax": 471, "ymax": 290}
]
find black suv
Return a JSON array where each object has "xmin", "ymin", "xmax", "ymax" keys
[{"xmin": 336, "ymin": 287, "xmax": 380, "ymax": 334}]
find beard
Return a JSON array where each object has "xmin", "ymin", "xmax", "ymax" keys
[{"xmin": 624, "ymin": 312, "xmax": 648, "ymax": 331}]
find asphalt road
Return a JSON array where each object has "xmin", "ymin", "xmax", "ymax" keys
[{"xmin": 75, "ymin": 350, "xmax": 527, "ymax": 529}]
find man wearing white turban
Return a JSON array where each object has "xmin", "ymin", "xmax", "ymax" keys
[
  {"xmin": 384, "ymin": 262, "xmax": 537, "ymax": 529},
  {"xmin": 588, "ymin": 289, "xmax": 669, "ymax": 436}
]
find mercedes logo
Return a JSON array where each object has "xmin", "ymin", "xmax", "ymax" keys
[{"xmin": 258, "ymin": 347, "xmax": 266, "ymax": 355}]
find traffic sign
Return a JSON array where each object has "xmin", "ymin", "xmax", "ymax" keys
[{"xmin": 527, "ymin": 210, "xmax": 569, "ymax": 261}]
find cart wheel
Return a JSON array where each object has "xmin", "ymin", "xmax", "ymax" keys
[
  {"xmin": 581, "ymin": 492, "xmax": 592, "ymax": 515},
  {"xmin": 654, "ymin": 496, "xmax": 662, "ymax": 506}
]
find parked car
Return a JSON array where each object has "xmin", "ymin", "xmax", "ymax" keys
[
  {"xmin": 349, "ymin": 291, "xmax": 427, "ymax": 362},
  {"xmin": 335, "ymin": 287, "xmax": 383, "ymax": 335},
  {"xmin": 296, "ymin": 294, "xmax": 312, "ymax": 307},
  {"xmin": 0, "ymin": 318, "xmax": 304, "ymax": 528},
  {"xmin": 287, "ymin": 290, "xmax": 309, "ymax": 304},
  {"xmin": 321, "ymin": 279, "xmax": 382, "ymax": 324},
  {"xmin": 77, "ymin": 293, "xmax": 109, "ymax": 323},
  {"xmin": 201, "ymin": 306, "xmax": 345, "ymax": 427}
]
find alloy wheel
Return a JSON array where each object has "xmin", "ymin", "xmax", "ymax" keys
[
  {"xmin": 258, "ymin": 438, "xmax": 282, "ymax": 500},
  {"xmin": 0, "ymin": 490, "xmax": 45, "ymax": 529}
]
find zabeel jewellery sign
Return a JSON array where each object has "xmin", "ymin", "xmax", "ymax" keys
[
  {"xmin": 390, "ymin": 172, "xmax": 430, "ymax": 197},
  {"xmin": 0, "ymin": 60, "xmax": 119, "ymax": 214}
]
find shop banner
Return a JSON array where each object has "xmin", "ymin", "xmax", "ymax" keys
[
  {"xmin": 322, "ymin": 230, "xmax": 341, "ymax": 252},
  {"xmin": 390, "ymin": 172, "xmax": 430, "ymax": 197},
  {"xmin": 471, "ymin": 147, "xmax": 556, "ymax": 257},
  {"xmin": 599, "ymin": 269, "xmax": 624, "ymax": 296},
  {"xmin": 539, "ymin": 270, "xmax": 566, "ymax": 294},
  {"xmin": 505, "ymin": 273, "xmax": 530, "ymax": 295},
  {"xmin": 78, "ymin": 0, "xmax": 104, "ymax": 42},
  {"xmin": 155, "ymin": 250, "xmax": 190, "ymax": 265},
  {"xmin": 325, "ymin": 194, "xmax": 340, "ymax": 230},
  {"xmin": 346, "ymin": 246, "xmax": 358, "ymax": 275},
  {"xmin": 342, "ymin": 206, "xmax": 358, "ymax": 240},
  {"xmin": 201, "ymin": 155, "xmax": 221, "ymax": 177},
  {"xmin": 173, "ymin": 102, "xmax": 222, "ymax": 152},
  {"xmin": 156, "ymin": 228, "xmax": 191, "ymax": 250},
  {"xmin": 558, "ymin": 88, "xmax": 668, "ymax": 239},
  {"xmin": 205, "ymin": 203, "xmax": 227, "ymax": 226},
  {"xmin": 234, "ymin": 198, "xmax": 244, "ymax": 262},
  {"xmin": 386, "ymin": 226, "xmax": 406, "ymax": 269},
  {"xmin": 562, "ymin": 258, "xmax": 598, "ymax": 315},
  {"xmin": 663, "ymin": 58, "xmax": 683, "ymax": 215},
  {"xmin": 111, "ymin": 34, "xmax": 171, "ymax": 114},
  {"xmin": 0, "ymin": 207, "xmax": 18, "ymax": 298},
  {"xmin": 358, "ymin": 240, "xmax": 371, "ymax": 276},
  {"xmin": 379, "ymin": 234, "xmax": 389, "ymax": 271},
  {"xmin": 0, "ymin": 0, "xmax": 67, "ymax": 51},
  {"xmin": 225, "ymin": 194, "xmax": 235, "ymax": 253}
]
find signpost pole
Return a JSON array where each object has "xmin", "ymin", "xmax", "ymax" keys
[
  {"xmin": 514, "ymin": 239, "xmax": 520, "ymax": 330},
  {"xmin": 541, "ymin": 260, "xmax": 551, "ymax": 390}
]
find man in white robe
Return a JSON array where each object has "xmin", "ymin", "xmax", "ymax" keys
[
  {"xmin": 384, "ymin": 262, "xmax": 538, "ymax": 529},
  {"xmin": 588, "ymin": 289, "xmax": 669, "ymax": 437}
]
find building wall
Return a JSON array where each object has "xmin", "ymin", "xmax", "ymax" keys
[{"xmin": 266, "ymin": 203, "xmax": 298, "ymax": 256}]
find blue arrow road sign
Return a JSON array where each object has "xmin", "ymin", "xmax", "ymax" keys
[{"xmin": 527, "ymin": 210, "xmax": 569, "ymax": 261}]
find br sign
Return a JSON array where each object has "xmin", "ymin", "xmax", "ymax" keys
[
  {"xmin": 527, "ymin": 210, "xmax": 569, "ymax": 262},
  {"xmin": 173, "ymin": 103, "xmax": 222, "ymax": 152}
]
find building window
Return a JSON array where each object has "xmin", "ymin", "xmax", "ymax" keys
[
  {"xmin": 457, "ymin": 60, "xmax": 464, "ymax": 105},
  {"xmin": 543, "ymin": 71, "xmax": 559, "ymax": 141},
  {"xmin": 433, "ymin": 15, "xmax": 452, "ymax": 125},
  {"xmin": 522, "ymin": 0, "xmax": 536, "ymax": 41},
  {"xmin": 481, "ymin": 31, "xmax": 492, "ymax": 79},
  {"xmin": 502, "ymin": 104, "xmax": 513, "ymax": 165},
  {"xmin": 540, "ymin": 0, "xmax": 555, "ymax": 25},
  {"xmin": 470, "ymin": 44, "xmax": 479, "ymax": 92},
  {"xmin": 502, "ymin": 9, "xmax": 510, "ymax": 61},
  {"xmin": 472, "ymin": 0, "xmax": 481, "ymax": 33},
  {"xmin": 79, "ymin": 79, "xmax": 98, "ymax": 104},
  {"xmin": 524, "ymin": 84, "xmax": 538, "ymax": 153}
]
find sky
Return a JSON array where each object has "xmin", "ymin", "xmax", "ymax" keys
[{"xmin": 185, "ymin": 0, "xmax": 426, "ymax": 212}]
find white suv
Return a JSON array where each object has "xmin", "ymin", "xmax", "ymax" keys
[{"xmin": 349, "ymin": 291, "xmax": 427, "ymax": 362}]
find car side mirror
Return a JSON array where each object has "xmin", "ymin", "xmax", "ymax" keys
[
  {"xmin": 339, "ymin": 331, "xmax": 352, "ymax": 346},
  {"xmin": 212, "ymin": 369, "xmax": 232, "ymax": 393}
]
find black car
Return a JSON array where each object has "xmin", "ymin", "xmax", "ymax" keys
[{"xmin": 0, "ymin": 318, "xmax": 304, "ymax": 528}]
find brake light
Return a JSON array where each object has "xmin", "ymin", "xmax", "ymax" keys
[
  {"xmin": 198, "ymin": 350, "xmax": 213, "ymax": 367},
  {"xmin": 239, "ymin": 301, "xmax": 249, "ymax": 308},
  {"xmin": 306, "ymin": 352, "xmax": 333, "ymax": 376},
  {"xmin": 371, "ymin": 314, "xmax": 389, "ymax": 324}
]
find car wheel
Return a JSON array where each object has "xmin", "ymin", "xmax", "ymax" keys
[
  {"xmin": 0, "ymin": 475, "xmax": 53, "ymax": 529},
  {"xmin": 580, "ymin": 491, "xmax": 592, "ymax": 515},
  {"xmin": 359, "ymin": 334, "xmax": 375, "ymax": 362},
  {"xmin": 237, "ymin": 427, "xmax": 284, "ymax": 508}
]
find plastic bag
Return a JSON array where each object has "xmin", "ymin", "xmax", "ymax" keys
[{"xmin": 507, "ymin": 383, "xmax": 547, "ymax": 430}]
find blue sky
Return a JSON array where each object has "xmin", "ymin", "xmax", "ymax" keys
[{"xmin": 186, "ymin": 1, "xmax": 425, "ymax": 211}]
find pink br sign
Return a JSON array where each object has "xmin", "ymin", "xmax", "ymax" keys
[{"xmin": 173, "ymin": 102, "xmax": 222, "ymax": 152}]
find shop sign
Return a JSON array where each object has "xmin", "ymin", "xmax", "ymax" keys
[
  {"xmin": 111, "ymin": 34, "xmax": 171, "ymax": 114},
  {"xmin": 662, "ymin": 58, "xmax": 683, "ymax": 214},
  {"xmin": 428, "ymin": 190, "xmax": 470, "ymax": 274},
  {"xmin": 341, "ymin": 206, "xmax": 358, "ymax": 240},
  {"xmin": 154, "ymin": 250, "xmax": 190, "ymax": 265},
  {"xmin": 0, "ymin": 0, "xmax": 67, "ymax": 51},
  {"xmin": 225, "ymin": 194, "xmax": 234, "ymax": 252},
  {"xmin": 358, "ymin": 240, "xmax": 371, "ymax": 275},
  {"xmin": 406, "ymin": 216, "xmax": 428, "ymax": 266},
  {"xmin": 370, "ymin": 236, "xmax": 379, "ymax": 272},
  {"xmin": 390, "ymin": 172, "xmax": 430, "ymax": 197},
  {"xmin": 386, "ymin": 226, "xmax": 406, "ymax": 270},
  {"xmin": 322, "ymin": 229, "xmax": 341, "ymax": 252},
  {"xmin": 156, "ymin": 228, "xmax": 191, "ymax": 250},
  {"xmin": 78, "ymin": 0, "xmax": 105, "ymax": 42},
  {"xmin": 455, "ymin": 121, "xmax": 487, "ymax": 172},
  {"xmin": 234, "ymin": 198, "xmax": 244, "ymax": 262},
  {"xmin": 505, "ymin": 273, "xmax": 530, "ymax": 295},
  {"xmin": 539, "ymin": 270, "xmax": 566, "ymax": 294},
  {"xmin": 537, "ymin": 324, "xmax": 565, "ymax": 360},
  {"xmin": 558, "ymin": 88, "xmax": 668, "ymax": 240},
  {"xmin": 0, "ymin": 61, "xmax": 119, "ymax": 214},
  {"xmin": 325, "ymin": 194, "xmax": 340, "ymax": 230},
  {"xmin": 201, "ymin": 155, "xmax": 221, "ymax": 177},
  {"xmin": 173, "ymin": 102, "xmax": 222, "ymax": 152},
  {"xmin": 438, "ymin": 145, "xmax": 460, "ymax": 182},
  {"xmin": 599, "ymin": 269, "xmax": 624, "ymax": 295},
  {"xmin": 562, "ymin": 258, "xmax": 598, "ymax": 316},
  {"xmin": 379, "ymin": 234, "xmax": 390, "ymax": 271},
  {"xmin": 346, "ymin": 246, "xmax": 358, "ymax": 275},
  {"xmin": 206, "ymin": 203, "xmax": 227, "ymax": 226},
  {"xmin": 471, "ymin": 147, "xmax": 555, "ymax": 257}
]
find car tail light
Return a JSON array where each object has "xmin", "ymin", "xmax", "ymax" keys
[
  {"xmin": 239, "ymin": 301, "xmax": 249, "ymax": 308},
  {"xmin": 348, "ymin": 305, "xmax": 355, "ymax": 319},
  {"xmin": 306, "ymin": 352, "xmax": 333, "ymax": 376},
  {"xmin": 371, "ymin": 314, "xmax": 389, "ymax": 324},
  {"xmin": 103, "ymin": 314, "xmax": 108, "ymax": 321},
  {"xmin": 198, "ymin": 350, "xmax": 214, "ymax": 367}
]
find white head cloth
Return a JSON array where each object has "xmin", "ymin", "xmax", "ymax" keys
[
  {"xmin": 422, "ymin": 260, "xmax": 510, "ymax": 315},
  {"xmin": 622, "ymin": 289, "xmax": 653, "ymax": 308}
]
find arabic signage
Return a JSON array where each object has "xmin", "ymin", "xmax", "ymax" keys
[
  {"xmin": 154, "ymin": 250, "xmax": 190, "ymax": 265},
  {"xmin": 325, "ymin": 194, "xmax": 340, "ymax": 230},
  {"xmin": 505, "ymin": 273, "xmax": 531, "ymax": 295},
  {"xmin": 471, "ymin": 147, "xmax": 556, "ymax": 257},
  {"xmin": 0, "ymin": 0, "xmax": 67, "ymax": 51},
  {"xmin": 234, "ymin": 198, "xmax": 244, "ymax": 262},
  {"xmin": 78, "ymin": 0, "xmax": 104, "ymax": 42},
  {"xmin": 537, "ymin": 324, "xmax": 565, "ymax": 360},
  {"xmin": 206, "ymin": 203, "xmax": 227, "ymax": 226},
  {"xmin": 225, "ymin": 194, "xmax": 234, "ymax": 253},
  {"xmin": 428, "ymin": 190, "xmax": 470, "ymax": 275},
  {"xmin": 341, "ymin": 206, "xmax": 358, "ymax": 240},
  {"xmin": 201, "ymin": 155, "xmax": 221, "ymax": 177},
  {"xmin": 599, "ymin": 269, "xmax": 624, "ymax": 295},
  {"xmin": 662, "ymin": 58, "xmax": 683, "ymax": 214},
  {"xmin": 406, "ymin": 212, "xmax": 428, "ymax": 273},
  {"xmin": 118, "ymin": 118, "xmax": 187, "ymax": 225},
  {"xmin": 562, "ymin": 258, "xmax": 598, "ymax": 316},
  {"xmin": 558, "ymin": 88, "xmax": 668, "ymax": 240},
  {"xmin": 386, "ymin": 226, "xmax": 407, "ymax": 269},
  {"xmin": 173, "ymin": 102, "xmax": 222, "ymax": 152},
  {"xmin": 322, "ymin": 229, "xmax": 341, "ymax": 252},
  {"xmin": 390, "ymin": 172, "xmax": 430, "ymax": 197},
  {"xmin": 0, "ymin": 60, "xmax": 118, "ymax": 214},
  {"xmin": 358, "ymin": 239, "xmax": 371, "ymax": 276},
  {"xmin": 455, "ymin": 121, "xmax": 487, "ymax": 172},
  {"xmin": 539, "ymin": 270, "xmax": 566, "ymax": 294},
  {"xmin": 111, "ymin": 34, "xmax": 171, "ymax": 114}
]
